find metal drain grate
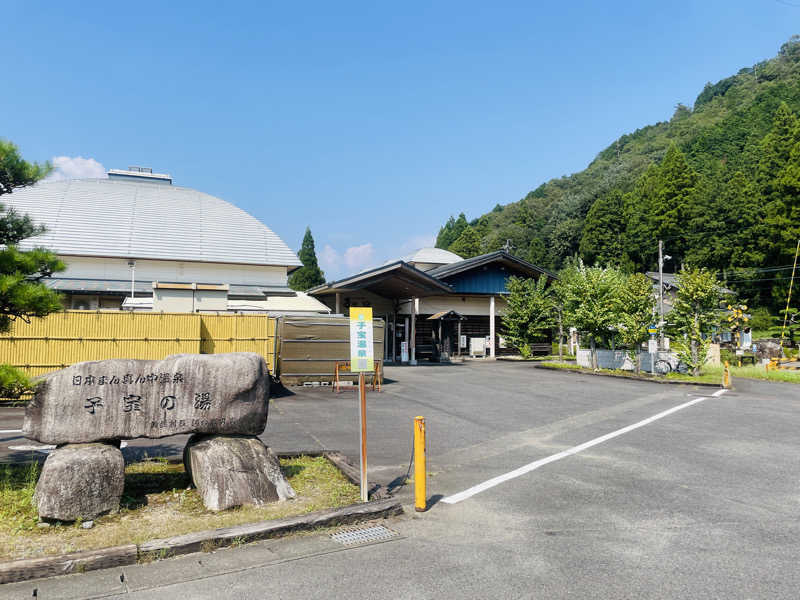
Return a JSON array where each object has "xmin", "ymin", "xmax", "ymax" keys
[{"xmin": 330, "ymin": 525, "xmax": 398, "ymax": 546}]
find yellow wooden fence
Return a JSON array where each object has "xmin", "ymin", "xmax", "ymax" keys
[{"xmin": 0, "ymin": 311, "xmax": 278, "ymax": 380}]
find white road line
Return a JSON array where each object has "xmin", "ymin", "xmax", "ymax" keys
[
  {"xmin": 0, "ymin": 429, "xmax": 22, "ymax": 434},
  {"xmin": 442, "ymin": 389, "xmax": 728, "ymax": 505}
]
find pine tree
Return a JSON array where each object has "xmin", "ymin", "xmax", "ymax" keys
[
  {"xmin": 0, "ymin": 140, "xmax": 51, "ymax": 195},
  {"xmin": 0, "ymin": 140, "xmax": 65, "ymax": 397},
  {"xmin": 448, "ymin": 225, "xmax": 482, "ymax": 258},
  {"xmin": 579, "ymin": 189, "xmax": 627, "ymax": 267},
  {"xmin": 288, "ymin": 227, "xmax": 326, "ymax": 291},
  {"xmin": 757, "ymin": 102, "xmax": 798, "ymax": 204},
  {"xmin": 654, "ymin": 144, "xmax": 701, "ymax": 262},
  {"xmin": 623, "ymin": 165, "xmax": 661, "ymax": 270},
  {"xmin": 686, "ymin": 171, "xmax": 764, "ymax": 278}
]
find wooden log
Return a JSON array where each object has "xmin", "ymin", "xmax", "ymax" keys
[
  {"xmin": 323, "ymin": 451, "xmax": 388, "ymax": 499},
  {"xmin": 0, "ymin": 544, "xmax": 137, "ymax": 585},
  {"xmin": 323, "ymin": 451, "xmax": 360, "ymax": 485},
  {"xmin": 139, "ymin": 497, "xmax": 403, "ymax": 558}
]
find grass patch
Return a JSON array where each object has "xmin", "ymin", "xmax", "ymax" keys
[
  {"xmin": 0, "ymin": 455, "xmax": 360, "ymax": 561},
  {"xmin": 539, "ymin": 361, "xmax": 800, "ymax": 385},
  {"xmin": 701, "ymin": 364, "xmax": 800, "ymax": 384}
]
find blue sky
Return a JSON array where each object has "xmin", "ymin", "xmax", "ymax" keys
[{"xmin": 2, "ymin": 1, "xmax": 798, "ymax": 279}]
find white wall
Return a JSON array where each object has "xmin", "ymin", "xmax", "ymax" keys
[
  {"xmin": 576, "ymin": 349, "xmax": 680, "ymax": 373},
  {"xmin": 151, "ymin": 288, "xmax": 229, "ymax": 312},
  {"xmin": 397, "ymin": 295, "xmax": 507, "ymax": 316},
  {"xmin": 59, "ymin": 256, "xmax": 288, "ymax": 286}
]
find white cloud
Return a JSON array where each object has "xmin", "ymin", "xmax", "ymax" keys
[
  {"xmin": 319, "ymin": 244, "xmax": 340, "ymax": 273},
  {"xmin": 318, "ymin": 242, "xmax": 376, "ymax": 280},
  {"xmin": 45, "ymin": 156, "xmax": 107, "ymax": 182},
  {"xmin": 343, "ymin": 243, "xmax": 375, "ymax": 271}
]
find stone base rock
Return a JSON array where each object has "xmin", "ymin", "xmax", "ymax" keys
[
  {"xmin": 35, "ymin": 443, "xmax": 125, "ymax": 522},
  {"xmin": 184, "ymin": 435, "xmax": 295, "ymax": 512},
  {"xmin": 24, "ymin": 352, "xmax": 270, "ymax": 445}
]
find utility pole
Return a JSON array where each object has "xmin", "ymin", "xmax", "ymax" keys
[{"xmin": 658, "ymin": 240, "xmax": 664, "ymax": 348}]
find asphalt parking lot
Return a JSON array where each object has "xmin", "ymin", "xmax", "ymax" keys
[{"xmin": 2, "ymin": 361, "xmax": 800, "ymax": 599}]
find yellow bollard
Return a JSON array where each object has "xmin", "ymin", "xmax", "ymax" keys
[
  {"xmin": 723, "ymin": 360, "xmax": 730, "ymax": 389},
  {"xmin": 414, "ymin": 416, "xmax": 426, "ymax": 512}
]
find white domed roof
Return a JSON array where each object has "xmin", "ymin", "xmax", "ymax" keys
[
  {"xmin": 4, "ymin": 178, "xmax": 301, "ymax": 267},
  {"xmin": 401, "ymin": 247, "xmax": 462, "ymax": 265}
]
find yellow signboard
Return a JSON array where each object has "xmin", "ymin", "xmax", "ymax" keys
[{"xmin": 349, "ymin": 307, "xmax": 374, "ymax": 372}]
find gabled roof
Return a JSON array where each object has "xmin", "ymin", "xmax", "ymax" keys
[
  {"xmin": 427, "ymin": 251, "xmax": 557, "ymax": 280},
  {"xmin": 644, "ymin": 272, "xmax": 734, "ymax": 295},
  {"xmin": 4, "ymin": 178, "xmax": 302, "ymax": 268},
  {"xmin": 307, "ymin": 261, "xmax": 452, "ymax": 299}
]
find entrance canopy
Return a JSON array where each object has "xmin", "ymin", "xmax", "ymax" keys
[{"xmin": 308, "ymin": 261, "xmax": 452, "ymax": 300}]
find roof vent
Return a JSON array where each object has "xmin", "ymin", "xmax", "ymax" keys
[{"xmin": 107, "ymin": 166, "xmax": 172, "ymax": 185}]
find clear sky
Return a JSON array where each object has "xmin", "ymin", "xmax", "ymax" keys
[{"xmin": 3, "ymin": 1, "xmax": 798, "ymax": 279}]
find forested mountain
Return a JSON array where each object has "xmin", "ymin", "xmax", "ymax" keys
[{"xmin": 436, "ymin": 36, "xmax": 800, "ymax": 309}]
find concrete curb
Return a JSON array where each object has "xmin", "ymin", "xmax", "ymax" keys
[
  {"xmin": 0, "ymin": 451, "xmax": 401, "ymax": 585},
  {"xmin": 533, "ymin": 364, "xmax": 723, "ymax": 388}
]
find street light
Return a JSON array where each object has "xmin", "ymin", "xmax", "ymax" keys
[
  {"xmin": 127, "ymin": 260, "xmax": 136, "ymax": 306},
  {"xmin": 658, "ymin": 243, "xmax": 671, "ymax": 347}
]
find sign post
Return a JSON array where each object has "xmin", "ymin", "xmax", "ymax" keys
[{"xmin": 350, "ymin": 307, "xmax": 374, "ymax": 502}]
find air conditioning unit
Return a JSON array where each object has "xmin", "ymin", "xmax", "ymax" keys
[{"xmin": 73, "ymin": 300, "xmax": 91, "ymax": 311}]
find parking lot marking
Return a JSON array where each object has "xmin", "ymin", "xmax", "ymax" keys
[{"xmin": 442, "ymin": 389, "xmax": 727, "ymax": 504}]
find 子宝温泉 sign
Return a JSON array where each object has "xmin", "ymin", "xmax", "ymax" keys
[{"xmin": 349, "ymin": 307, "xmax": 374, "ymax": 372}]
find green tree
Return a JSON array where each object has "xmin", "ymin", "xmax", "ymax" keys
[
  {"xmin": 0, "ymin": 141, "xmax": 65, "ymax": 397},
  {"xmin": 428, "ymin": 38, "xmax": 800, "ymax": 310},
  {"xmin": 0, "ymin": 140, "xmax": 51, "ymax": 196},
  {"xmin": 758, "ymin": 102, "xmax": 800, "ymax": 294},
  {"xmin": 502, "ymin": 276, "xmax": 553, "ymax": 358},
  {"xmin": 435, "ymin": 213, "xmax": 468, "ymax": 249},
  {"xmin": 448, "ymin": 225, "xmax": 482, "ymax": 258},
  {"xmin": 669, "ymin": 267, "xmax": 722, "ymax": 376},
  {"xmin": 560, "ymin": 261, "xmax": 624, "ymax": 369},
  {"xmin": 623, "ymin": 164, "xmax": 662, "ymax": 270},
  {"xmin": 653, "ymin": 144, "xmax": 702, "ymax": 262},
  {"xmin": 616, "ymin": 273, "xmax": 655, "ymax": 374},
  {"xmin": 526, "ymin": 237, "xmax": 549, "ymax": 266},
  {"xmin": 579, "ymin": 189, "xmax": 627, "ymax": 267},
  {"xmin": 288, "ymin": 227, "xmax": 326, "ymax": 291},
  {"xmin": 756, "ymin": 102, "xmax": 798, "ymax": 205}
]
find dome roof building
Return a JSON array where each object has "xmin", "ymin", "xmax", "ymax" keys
[
  {"xmin": 4, "ymin": 167, "xmax": 328, "ymax": 314},
  {"xmin": 399, "ymin": 247, "xmax": 462, "ymax": 271}
]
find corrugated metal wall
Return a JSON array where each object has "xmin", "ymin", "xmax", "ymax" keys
[
  {"xmin": 277, "ymin": 315, "xmax": 384, "ymax": 385},
  {"xmin": 0, "ymin": 311, "xmax": 277, "ymax": 379}
]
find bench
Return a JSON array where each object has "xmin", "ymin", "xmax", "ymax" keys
[
  {"xmin": 333, "ymin": 360, "xmax": 383, "ymax": 393},
  {"xmin": 529, "ymin": 343, "xmax": 552, "ymax": 355}
]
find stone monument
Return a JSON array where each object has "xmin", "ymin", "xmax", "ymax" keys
[{"xmin": 24, "ymin": 352, "xmax": 294, "ymax": 519}]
